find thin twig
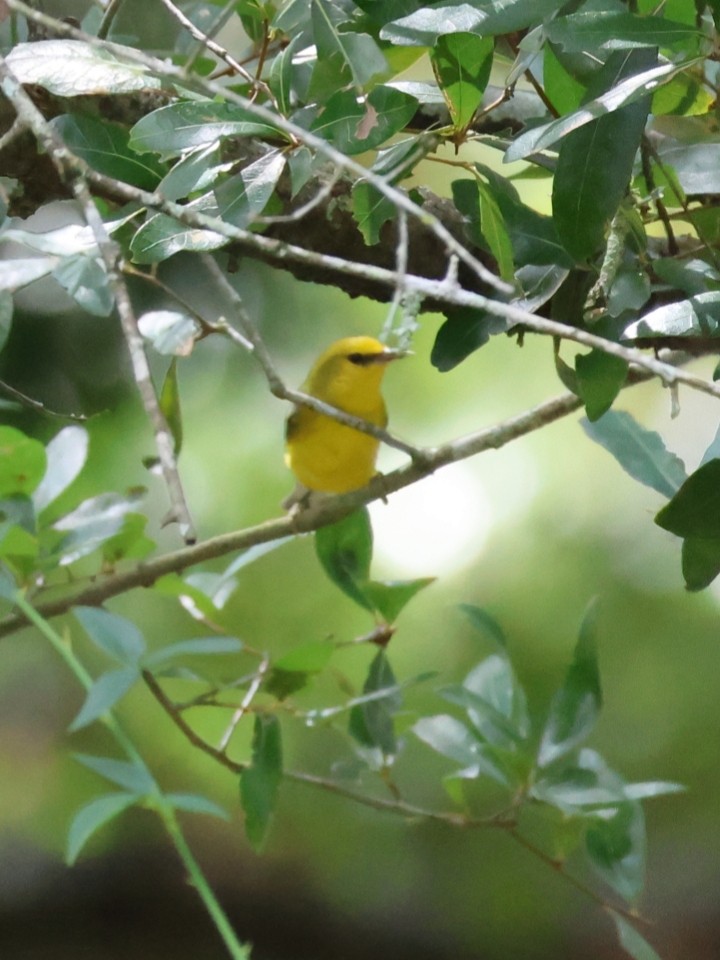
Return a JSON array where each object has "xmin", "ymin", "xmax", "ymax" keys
[
  {"xmin": 0, "ymin": 56, "xmax": 196, "ymax": 543},
  {"xmin": 5, "ymin": 0, "xmax": 510, "ymax": 298},
  {"xmin": 0, "ymin": 388, "xmax": 586, "ymax": 639},
  {"xmin": 0, "ymin": 379, "xmax": 89, "ymax": 420},
  {"xmin": 217, "ymin": 654, "xmax": 270, "ymax": 751},
  {"xmin": 156, "ymin": 0, "xmax": 276, "ymax": 105}
]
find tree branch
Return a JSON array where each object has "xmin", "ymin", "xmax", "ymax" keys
[{"xmin": 0, "ymin": 54, "xmax": 197, "ymax": 543}]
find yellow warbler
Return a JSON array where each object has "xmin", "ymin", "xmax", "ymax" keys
[{"xmin": 283, "ymin": 336, "xmax": 406, "ymax": 508}]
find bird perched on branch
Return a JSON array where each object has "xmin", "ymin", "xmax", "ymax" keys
[{"xmin": 282, "ymin": 336, "xmax": 406, "ymax": 510}]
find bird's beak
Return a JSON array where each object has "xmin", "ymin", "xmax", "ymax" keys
[{"xmin": 377, "ymin": 347, "xmax": 411, "ymax": 363}]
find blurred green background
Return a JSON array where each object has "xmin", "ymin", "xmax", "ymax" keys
[{"xmin": 2, "ymin": 246, "xmax": 719, "ymax": 960}]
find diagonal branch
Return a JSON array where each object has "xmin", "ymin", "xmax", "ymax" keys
[{"xmin": 0, "ymin": 55, "xmax": 196, "ymax": 543}]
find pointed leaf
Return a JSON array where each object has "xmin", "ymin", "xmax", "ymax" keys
[
  {"xmin": 431, "ymin": 33, "xmax": 494, "ymax": 131},
  {"xmin": 142, "ymin": 636, "xmax": 243, "ymax": 667},
  {"xmin": 240, "ymin": 714, "xmax": 283, "ymax": 851},
  {"xmin": 52, "ymin": 255, "xmax": 114, "ymax": 317},
  {"xmin": 130, "ymin": 102, "xmax": 286, "ymax": 159},
  {"xmin": 0, "ymin": 257, "xmax": 58, "ymax": 292},
  {"xmin": 538, "ymin": 600, "xmax": 602, "ymax": 767},
  {"xmin": 69, "ymin": 666, "xmax": 140, "ymax": 731},
  {"xmin": 582, "ymin": 410, "xmax": 687, "ymax": 498},
  {"xmin": 315, "ymin": 507, "xmax": 374, "ymax": 610},
  {"xmin": 50, "ymin": 113, "xmax": 165, "ymax": 189},
  {"xmin": 74, "ymin": 606, "xmax": 146, "ymax": 665},
  {"xmin": 352, "ymin": 182, "xmax": 396, "ymax": 246},
  {"xmin": 66, "ymin": 792, "xmax": 138, "ymax": 865},
  {"xmin": 459, "ymin": 604, "xmax": 507, "ymax": 648},
  {"xmin": 164, "ymin": 793, "xmax": 230, "ymax": 820},
  {"xmin": 586, "ymin": 801, "xmax": 646, "ymax": 901},
  {"xmin": 381, "ymin": 0, "xmax": 565, "ymax": 45},
  {"xmin": 431, "ymin": 307, "xmax": 506, "ymax": 371},
  {"xmin": 575, "ymin": 350, "xmax": 628, "ymax": 421},
  {"xmin": 310, "ymin": 85, "xmax": 418, "ymax": 155},
  {"xmin": 6, "ymin": 40, "xmax": 162, "ymax": 96},
  {"xmin": 54, "ymin": 490, "xmax": 146, "ymax": 565},
  {"xmin": 73, "ymin": 753, "xmax": 154, "ymax": 794},
  {"xmin": 655, "ymin": 459, "xmax": 720, "ymax": 538},
  {"xmin": 681, "ymin": 536, "xmax": 720, "ymax": 591},
  {"xmin": 623, "ymin": 291, "xmax": 720, "ymax": 338},
  {"xmin": 362, "ymin": 577, "xmax": 434, "ymax": 624},
  {"xmin": 506, "ymin": 58, "xmax": 689, "ymax": 163},
  {"xmin": 552, "ymin": 50, "xmax": 656, "ymax": 261},
  {"xmin": 32, "ymin": 426, "xmax": 88, "ymax": 515},
  {"xmin": 215, "ymin": 152, "xmax": 286, "ymax": 228},
  {"xmin": 348, "ymin": 650, "xmax": 399, "ymax": 756}
]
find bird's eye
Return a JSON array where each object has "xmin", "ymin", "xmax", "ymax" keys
[{"xmin": 347, "ymin": 352, "xmax": 373, "ymax": 366}]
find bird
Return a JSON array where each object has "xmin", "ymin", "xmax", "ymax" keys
[{"xmin": 282, "ymin": 336, "xmax": 406, "ymax": 510}]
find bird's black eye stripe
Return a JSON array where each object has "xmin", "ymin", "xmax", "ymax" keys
[{"xmin": 347, "ymin": 352, "xmax": 378, "ymax": 366}]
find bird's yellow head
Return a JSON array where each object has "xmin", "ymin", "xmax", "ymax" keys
[{"xmin": 303, "ymin": 336, "xmax": 405, "ymax": 414}]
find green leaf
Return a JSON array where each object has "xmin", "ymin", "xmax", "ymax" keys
[
  {"xmin": 623, "ymin": 780, "xmax": 685, "ymax": 800},
  {"xmin": 74, "ymin": 605, "xmax": 146, "ymax": 665},
  {"xmin": 73, "ymin": 752, "xmax": 154, "ymax": 794},
  {"xmin": 0, "ymin": 427, "xmax": 47, "ymax": 497},
  {"xmin": 656, "ymin": 140, "xmax": 720, "ymax": 194},
  {"xmin": 352, "ymin": 182, "xmax": 396, "ymax": 245},
  {"xmin": 164, "ymin": 793, "xmax": 230, "ymax": 820},
  {"xmin": 575, "ymin": 350, "xmax": 628, "ymax": 421},
  {"xmin": 452, "ymin": 178, "xmax": 514, "ymax": 282},
  {"xmin": 623, "ymin": 291, "xmax": 720, "ymax": 338},
  {"xmin": 158, "ymin": 143, "xmax": 234, "ymax": 202},
  {"xmin": 581, "ymin": 410, "xmax": 687, "ymax": 498},
  {"xmin": 544, "ymin": 43, "xmax": 586, "ymax": 115},
  {"xmin": 506, "ymin": 57, "xmax": 691, "ymax": 163},
  {"xmin": 315, "ymin": 507, "xmax": 374, "ymax": 611},
  {"xmin": 545, "ymin": 12, "xmax": 701, "ymax": 52},
  {"xmin": 552, "ymin": 50, "xmax": 656, "ymax": 261},
  {"xmin": 430, "ymin": 307, "xmax": 506, "ymax": 371},
  {"xmin": 130, "ymin": 102, "xmax": 286, "ymax": 159},
  {"xmin": 538, "ymin": 600, "xmax": 602, "ymax": 768},
  {"xmin": 215, "ymin": 152, "xmax": 286, "ymax": 228},
  {"xmin": 311, "ymin": 0, "xmax": 387, "ymax": 88},
  {"xmin": 160, "ymin": 358, "xmax": 183, "ymax": 457},
  {"xmin": 52, "ymin": 255, "xmax": 114, "ymax": 317},
  {"xmin": 0, "ymin": 563, "xmax": 17, "ymax": 600},
  {"xmin": 655, "ymin": 459, "xmax": 720, "ymax": 538},
  {"xmin": 431, "ymin": 33, "xmax": 494, "ymax": 131},
  {"xmin": 50, "ymin": 114, "xmax": 165, "ymax": 190},
  {"xmin": 348, "ymin": 650, "xmax": 399, "ymax": 756},
  {"xmin": 5, "ymin": 40, "xmax": 162, "ymax": 96},
  {"xmin": 459, "ymin": 604, "xmax": 507, "ymax": 648},
  {"xmin": 138, "ymin": 310, "xmax": 200, "ymax": 356},
  {"xmin": 681, "ymin": 536, "xmax": 720, "ymax": 591},
  {"xmin": 265, "ymin": 641, "xmax": 336, "ymax": 699},
  {"xmin": 0, "ymin": 257, "xmax": 58, "ymax": 292},
  {"xmin": 142, "ymin": 636, "xmax": 243, "ymax": 667},
  {"xmin": 54, "ymin": 490, "xmax": 146, "ymax": 565},
  {"xmin": 66, "ymin": 792, "xmax": 139, "ymax": 865},
  {"xmin": 442, "ymin": 654, "xmax": 530, "ymax": 747},
  {"xmin": 413, "ymin": 714, "xmax": 482, "ymax": 766},
  {"xmin": 310, "ymin": 85, "xmax": 418, "ymax": 155},
  {"xmin": 69, "ymin": 666, "xmax": 140, "ymax": 731},
  {"xmin": 362, "ymin": 577, "xmax": 434, "ymax": 623},
  {"xmin": 381, "ymin": 0, "xmax": 565, "ymax": 45},
  {"xmin": 32, "ymin": 426, "xmax": 88, "ymax": 514},
  {"xmin": 612, "ymin": 913, "xmax": 662, "ymax": 960},
  {"xmin": 130, "ymin": 208, "xmax": 227, "ymax": 264},
  {"xmin": 269, "ymin": 34, "xmax": 304, "ymax": 117},
  {"xmin": 586, "ymin": 801, "xmax": 646, "ymax": 901},
  {"xmin": 240, "ymin": 714, "xmax": 283, "ymax": 851}
]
